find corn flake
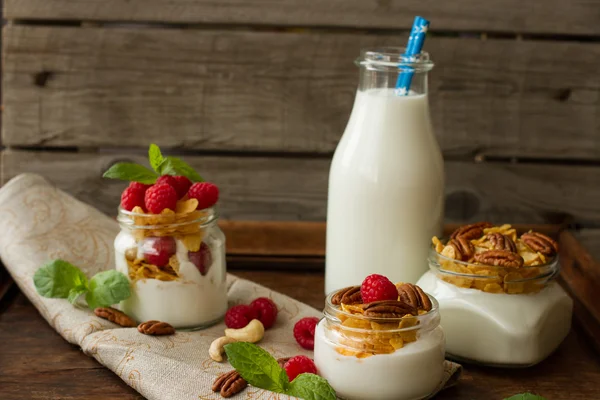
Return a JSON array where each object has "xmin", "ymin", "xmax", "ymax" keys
[{"xmin": 176, "ymin": 198, "xmax": 199, "ymax": 214}]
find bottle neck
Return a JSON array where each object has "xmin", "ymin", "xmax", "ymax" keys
[{"xmin": 359, "ymin": 67, "xmax": 429, "ymax": 95}]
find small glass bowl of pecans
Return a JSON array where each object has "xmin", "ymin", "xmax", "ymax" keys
[
  {"xmin": 314, "ymin": 282, "xmax": 445, "ymax": 400},
  {"xmin": 417, "ymin": 222, "xmax": 573, "ymax": 367},
  {"xmin": 429, "ymin": 223, "xmax": 560, "ymax": 294}
]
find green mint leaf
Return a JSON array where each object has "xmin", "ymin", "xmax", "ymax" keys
[
  {"xmin": 159, "ymin": 156, "xmax": 204, "ymax": 182},
  {"xmin": 85, "ymin": 270, "xmax": 131, "ymax": 310},
  {"xmin": 67, "ymin": 286, "xmax": 88, "ymax": 304},
  {"xmin": 286, "ymin": 373, "xmax": 337, "ymax": 400},
  {"xmin": 504, "ymin": 394, "xmax": 547, "ymax": 400},
  {"xmin": 102, "ymin": 162, "xmax": 158, "ymax": 184},
  {"xmin": 148, "ymin": 143, "xmax": 165, "ymax": 173},
  {"xmin": 34, "ymin": 260, "xmax": 88, "ymax": 299},
  {"xmin": 224, "ymin": 342, "xmax": 288, "ymax": 393}
]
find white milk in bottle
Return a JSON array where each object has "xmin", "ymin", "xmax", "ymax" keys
[{"xmin": 325, "ymin": 48, "xmax": 444, "ymax": 293}]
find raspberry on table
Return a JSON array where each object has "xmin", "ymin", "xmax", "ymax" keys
[
  {"xmin": 250, "ymin": 297, "xmax": 278, "ymax": 329},
  {"xmin": 143, "ymin": 236, "xmax": 177, "ymax": 267},
  {"xmin": 172, "ymin": 176, "xmax": 193, "ymax": 199},
  {"xmin": 225, "ymin": 305, "xmax": 257, "ymax": 329},
  {"xmin": 188, "ymin": 182, "xmax": 219, "ymax": 209},
  {"xmin": 145, "ymin": 183, "xmax": 178, "ymax": 214},
  {"xmin": 188, "ymin": 242, "xmax": 212, "ymax": 276},
  {"xmin": 361, "ymin": 274, "xmax": 399, "ymax": 303},
  {"xmin": 284, "ymin": 355, "xmax": 317, "ymax": 382},
  {"xmin": 120, "ymin": 185, "xmax": 146, "ymax": 211},
  {"xmin": 293, "ymin": 317, "xmax": 319, "ymax": 350}
]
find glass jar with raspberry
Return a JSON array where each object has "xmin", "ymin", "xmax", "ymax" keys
[
  {"xmin": 314, "ymin": 283, "xmax": 445, "ymax": 400},
  {"xmin": 114, "ymin": 200, "xmax": 227, "ymax": 330}
]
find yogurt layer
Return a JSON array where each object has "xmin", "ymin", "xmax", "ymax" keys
[
  {"xmin": 115, "ymin": 231, "xmax": 227, "ymax": 329},
  {"xmin": 417, "ymin": 271, "xmax": 572, "ymax": 365},
  {"xmin": 314, "ymin": 321, "xmax": 445, "ymax": 400}
]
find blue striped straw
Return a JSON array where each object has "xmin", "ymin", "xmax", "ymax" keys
[{"xmin": 395, "ymin": 16, "xmax": 430, "ymax": 95}]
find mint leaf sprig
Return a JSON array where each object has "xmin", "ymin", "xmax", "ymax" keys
[
  {"xmin": 224, "ymin": 342, "xmax": 336, "ymax": 400},
  {"xmin": 103, "ymin": 143, "xmax": 204, "ymax": 184},
  {"xmin": 505, "ymin": 394, "xmax": 547, "ymax": 400},
  {"xmin": 34, "ymin": 260, "xmax": 131, "ymax": 310}
]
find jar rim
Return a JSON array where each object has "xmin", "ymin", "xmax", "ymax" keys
[
  {"xmin": 355, "ymin": 47, "xmax": 434, "ymax": 72},
  {"xmin": 428, "ymin": 243, "xmax": 560, "ymax": 282},
  {"xmin": 116, "ymin": 206, "xmax": 218, "ymax": 229},
  {"xmin": 323, "ymin": 291, "xmax": 439, "ymax": 333}
]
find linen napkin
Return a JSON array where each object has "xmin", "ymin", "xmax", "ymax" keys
[{"xmin": 0, "ymin": 173, "xmax": 461, "ymax": 399}]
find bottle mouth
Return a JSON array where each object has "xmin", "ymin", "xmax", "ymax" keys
[{"xmin": 356, "ymin": 47, "xmax": 434, "ymax": 72}]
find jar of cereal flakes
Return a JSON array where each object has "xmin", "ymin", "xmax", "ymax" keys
[
  {"xmin": 417, "ymin": 222, "xmax": 572, "ymax": 367},
  {"xmin": 314, "ymin": 283, "xmax": 445, "ymax": 400}
]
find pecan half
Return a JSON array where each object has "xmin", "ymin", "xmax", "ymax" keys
[
  {"xmin": 137, "ymin": 320, "xmax": 175, "ymax": 336},
  {"xmin": 474, "ymin": 250, "xmax": 524, "ymax": 268},
  {"xmin": 362, "ymin": 300, "xmax": 417, "ymax": 318},
  {"xmin": 331, "ymin": 286, "xmax": 362, "ymax": 305},
  {"xmin": 450, "ymin": 222, "xmax": 493, "ymax": 241},
  {"xmin": 397, "ymin": 283, "xmax": 432, "ymax": 312},
  {"xmin": 212, "ymin": 370, "xmax": 247, "ymax": 398},
  {"xmin": 94, "ymin": 307, "xmax": 137, "ymax": 327},
  {"xmin": 487, "ymin": 233, "xmax": 517, "ymax": 253},
  {"xmin": 521, "ymin": 232, "xmax": 559, "ymax": 256},
  {"xmin": 447, "ymin": 237, "xmax": 475, "ymax": 261}
]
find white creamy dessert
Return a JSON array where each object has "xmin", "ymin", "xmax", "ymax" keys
[
  {"xmin": 115, "ymin": 231, "xmax": 227, "ymax": 329},
  {"xmin": 417, "ymin": 271, "xmax": 571, "ymax": 366},
  {"xmin": 314, "ymin": 284, "xmax": 445, "ymax": 400},
  {"xmin": 421, "ymin": 223, "xmax": 573, "ymax": 366},
  {"xmin": 315, "ymin": 322, "xmax": 444, "ymax": 400},
  {"xmin": 115, "ymin": 202, "xmax": 228, "ymax": 330}
]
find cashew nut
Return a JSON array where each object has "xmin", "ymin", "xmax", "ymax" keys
[
  {"xmin": 209, "ymin": 336, "xmax": 238, "ymax": 362},
  {"xmin": 225, "ymin": 319, "xmax": 265, "ymax": 343}
]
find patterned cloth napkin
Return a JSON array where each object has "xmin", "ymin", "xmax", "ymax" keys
[{"xmin": 0, "ymin": 174, "xmax": 462, "ymax": 399}]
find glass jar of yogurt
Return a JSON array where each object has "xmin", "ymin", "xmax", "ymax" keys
[
  {"xmin": 417, "ymin": 226, "xmax": 573, "ymax": 367},
  {"xmin": 314, "ymin": 289, "xmax": 445, "ymax": 400},
  {"xmin": 114, "ymin": 205, "xmax": 227, "ymax": 329}
]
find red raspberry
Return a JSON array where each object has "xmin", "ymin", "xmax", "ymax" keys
[
  {"xmin": 188, "ymin": 242, "xmax": 212, "ymax": 276},
  {"xmin": 156, "ymin": 175, "xmax": 191, "ymax": 199},
  {"xmin": 188, "ymin": 182, "xmax": 219, "ymax": 209},
  {"xmin": 284, "ymin": 355, "xmax": 317, "ymax": 382},
  {"xmin": 250, "ymin": 297, "xmax": 278, "ymax": 329},
  {"xmin": 293, "ymin": 317, "xmax": 319, "ymax": 350},
  {"xmin": 143, "ymin": 236, "xmax": 176, "ymax": 267},
  {"xmin": 172, "ymin": 176, "xmax": 193, "ymax": 199},
  {"xmin": 129, "ymin": 181, "xmax": 151, "ymax": 193},
  {"xmin": 225, "ymin": 305, "xmax": 258, "ymax": 329},
  {"xmin": 144, "ymin": 183, "xmax": 177, "ymax": 214},
  {"xmin": 156, "ymin": 175, "xmax": 177, "ymax": 189},
  {"xmin": 360, "ymin": 274, "xmax": 398, "ymax": 303},
  {"xmin": 121, "ymin": 185, "xmax": 146, "ymax": 211}
]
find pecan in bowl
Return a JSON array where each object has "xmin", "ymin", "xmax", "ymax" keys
[
  {"xmin": 331, "ymin": 285, "xmax": 362, "ymax": 305},
  {"xmin": 521, "ymin": 232, "xmax": 559, "ymax": 256},
  {"xmin": 473, "ymin": 250, "xmax": 524, "ymax": 268},
  {"xmin": 450, "ymin": 221, "xmax": 493, "ymax": 241}
]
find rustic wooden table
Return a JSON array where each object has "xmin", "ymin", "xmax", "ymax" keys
[{"xmin": 1, "ymin": 223, "xmax": 599, "ymax": 399}]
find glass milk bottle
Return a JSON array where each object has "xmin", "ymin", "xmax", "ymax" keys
[{"xmin": 325, "ymin": 48, "xmax": 444, "ymax": 293}]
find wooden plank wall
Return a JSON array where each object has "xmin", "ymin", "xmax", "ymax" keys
[{"xmin": 2, "ymin": 0, "xmax": 600, "ymax": 256}]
